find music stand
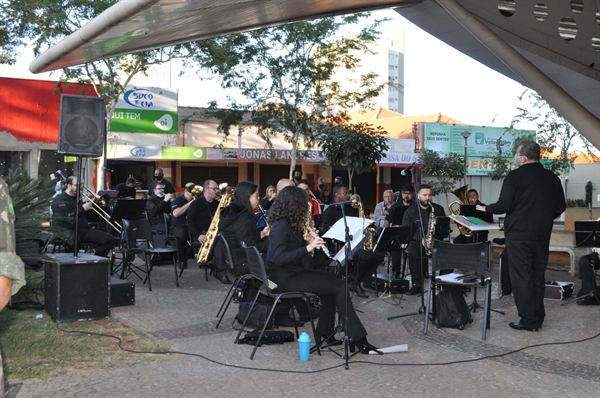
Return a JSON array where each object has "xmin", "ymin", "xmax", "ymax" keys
[
  {"xmin": 561, "ymin": 221, "xmax": 600, "ymax": 305},
  {"xmin": 391, "ymin": 206, "xmax": 408, "ymax": 226},
  {"xmin": 372, "ymin": 226, "xmax": 411, "ymax": 298},
  {"xmin": 110, "ymin": 199, "xmax": 147, "ymax": 235},
  {"xmin": 574, "ymin": 221, "xmax": 600, "ymax": 248}
]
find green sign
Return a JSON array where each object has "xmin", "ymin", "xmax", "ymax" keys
[
  {"xmin": 161, "ymin": 146, "xmax": 207, "ymax": 160},
  {"xmin": 111, "ymin": 109, "xmax": 177, "ymax": 134},
  {"xmin": 110, "ymin": 87, "xmax": 178, "ymax": 134},
  {"xmin": 423, "ymin": 123, "xmax": 534, "ymax": 176}
]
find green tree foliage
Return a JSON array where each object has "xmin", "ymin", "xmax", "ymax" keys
[
  {"xmin": 319, "ymin": 113, "xmax": 389, "ymax": 190},
  {"xmin": 194, "ymin": 14, "xmax": 389, "ymax": 178},
  {"xmin": 5, "ymin": 169, "xmax": 56, "ymax": 264},
  {"xmin": 0, "ymin": 0, "xmax": 197, "ymax": 127},
  {"xmin": 510, "ymin": 89, "xmax": 598, "ymax": 175},
  {"xmin": 419, "ymin": 149, "xmax": 465, "ymax": 201},
  {"xmin": 585, "ymin": 181, "xmax": 593, "ymax": 206},
  {"xmin": 485, "ymin": 129, "xmax": 535, "ymax": 180}
]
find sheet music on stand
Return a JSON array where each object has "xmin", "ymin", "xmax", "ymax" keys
[
  {"xmin": 323, "ymin": 216, "xmax": 372, "ymax": 264},
  {"xmin": 449, "ymin": 214, "xmax": 502, "ymax": 232}
]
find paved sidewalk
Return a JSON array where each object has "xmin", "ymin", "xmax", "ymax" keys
[{"xmin": 8, "ymin": 255, "xmax": 600, "ymax": 397}]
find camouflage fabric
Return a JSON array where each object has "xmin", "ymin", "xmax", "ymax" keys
[{"xmin": 0, "ymin": 177, "xmax": 26, "ymax": 295}]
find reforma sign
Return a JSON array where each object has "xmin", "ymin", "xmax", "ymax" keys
[
  {"xmin": 422, "ymin": 123, "xmax": 534, "ymax": 175},
  {"xmin": 110, "ymin": 87, "xmax": 178, "ymax": 134}
]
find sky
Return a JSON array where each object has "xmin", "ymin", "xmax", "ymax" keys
[{"xmin": 0, "ymin": 9, "xmax": 532, "ymax": 130}]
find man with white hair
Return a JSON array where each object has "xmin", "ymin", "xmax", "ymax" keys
[{"xmin": 374, "ymin": 190, "xmax": 394, "ymax": 228}]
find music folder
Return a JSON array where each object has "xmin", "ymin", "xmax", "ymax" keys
[{"xmin": 449, "ymin": 214, "xmax": 501, "ymax": 231}]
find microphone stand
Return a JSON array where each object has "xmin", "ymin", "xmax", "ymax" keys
[
  {"xmin": 72, "ymin": 156, "xmax": 83, "ymax": 258},
  {"xmin": 388, "ymin": 169, "xmax": 427, "ymax": 320},
  {"xmin": 339, "ymin": 202, "xmax": 354, "ymax": 369}
]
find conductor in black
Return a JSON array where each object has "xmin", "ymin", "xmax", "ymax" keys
[{"xmin": 478, "ymin": 141, "xmax": 566, "ymax": 332}]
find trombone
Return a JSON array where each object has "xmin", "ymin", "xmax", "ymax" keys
[{"xmin": 81, "ymin": 185, "xmax": 122, "ymax": 233}]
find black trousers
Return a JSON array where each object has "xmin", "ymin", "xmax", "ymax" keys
[
  {"xmin": 79, "ymin": 228, "xmax": 114, "ymax": 257},
  {"xmin": 578, "ymin": 252, "xmax": 599, "ymax": 295},
  {"xmin": 171, "ymin": 224, "xmax": 190, "ymax": 264},
  {"xmin": 407, "ymin": 240, "xmax": 427, "ymax": 287},
  {"xmin": 270, "ymin": 269, "xmax": 367, "ymax": 341},
  {"xmin": 506, "ymin": 239, "xmax": 548, "ymax": 328},
  {"xmin": 353, "ymin": 250, "xmax": 384, "ymax": 286}
]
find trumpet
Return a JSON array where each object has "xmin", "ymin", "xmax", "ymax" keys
[{"xmin": 81, "ymin": 185, "xmax": 122, "ymax": 233}]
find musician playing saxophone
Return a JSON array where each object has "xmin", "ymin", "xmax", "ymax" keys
[
  {"xmin": 186, "ymin": 180, "xmax": 224, "ymax": 280},
  {"xmin": 401, "ymin": 184, "xmax": 447, "ymax": 295}
]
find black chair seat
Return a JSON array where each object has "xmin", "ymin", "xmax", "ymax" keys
[
  {"xmin": 122, "ymin": 218, "xmax": 179, "ymax": 291},
  {"xmin": 234, "ymin": 242, "xmax": 320, "ymax": 360},
  {"xmin": 215, "ymin": 234, "xmax": 253, "ymax": 329},
  {"xmin": 424, "ymin": 240, "xmax": 492, "ymax": 340}
]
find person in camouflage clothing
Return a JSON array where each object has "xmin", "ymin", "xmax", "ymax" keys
[{"xmin": 0, "ymin": 176, "xmax": 26, "ymax": 396}]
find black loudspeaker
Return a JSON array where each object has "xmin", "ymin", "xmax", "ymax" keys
[
  {"xmin": 44, "ymin": 253, "xmax": 110, "ymax": 322},
  {"xmin": 365, "ymin": 273, "xmax": 410, "ymax": 294},
  {"xmin": 58, "ymin": 94, "xmax": 106, "ymax": 156},
  {"xmin": 110, "ymin": 277, "xmax": 135, "ymax": 307}
]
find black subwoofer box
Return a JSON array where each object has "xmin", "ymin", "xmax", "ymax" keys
[
  {"xmin": 110, "ymin": 277, "xmax": 135, "ymax": 307},
  {"xmin": 44, "ymin": 253, "xmax": 110, "ymax": 322}
]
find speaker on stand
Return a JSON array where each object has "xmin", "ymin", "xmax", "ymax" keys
[{"xmin": 58, "ymin": 94, "xmax": 106, "ymax": 157}]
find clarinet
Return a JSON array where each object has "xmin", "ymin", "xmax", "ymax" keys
[
  {"xmin": 304, "ymin": 221, "xmax": 334, "ymax": 259},
  {"xmin": 257, "ymin": 203, "xmax": 270, "ymax": 226}
]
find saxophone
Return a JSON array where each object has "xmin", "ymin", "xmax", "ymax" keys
[
  {"xmin": 197, "ymin": 186, "xmax": 233, "ymax": 266},
  {"xmin": 352, "ymin": 200, "xmax": 376, "ymax": 251},
  {"xmin": 424, "ymin": 204, "xmax": 436, "ymax": 256}
]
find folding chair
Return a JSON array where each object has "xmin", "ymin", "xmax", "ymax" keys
[
  {"xmin": 235, "ymin": 242, "xmax": 320, "ymax": 360},
  {"xmin": 122, "ymin": 218, "xmax": 179, "ymax": 291},
  {"xmin": 424, "ymin": 240, "xmax": 492, "ymax": 340},
  {"xmin": 215, "ymin": 235, "xmax": 253, "ymax": 328},
  {"xmin": 163, "ymin": 213, "xmax": 178, "ymax": 248}
]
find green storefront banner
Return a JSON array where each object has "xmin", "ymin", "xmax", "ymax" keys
[
  {"xmin": 161, "ymin": 146, "xmax": 207, "ymax": 160},
  {"xmin": 111, "ymin": 109, "xmax": 178, "ymax": 134},
  {"xmin": 423, "ymin": 123, "xmax": 534, "ymax": 176}
]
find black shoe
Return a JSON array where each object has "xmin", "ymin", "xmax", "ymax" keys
[
  {"xmin": 577, "ymin": 296, "xmax": 600, "ymax": 305},
  {"xmin": 509, "ymin": 322, "xmax": 539, "ymax": 332},
  {"xmin": 274, "ymin": 316, "xmax": 304, "ymax": 327},
  {"xmin": 315, "ymin": 333, "xmax": 343, "ymax": 347},
  {"xmin": 354, "ymin": 284, "xmax": 369, "ymax": 298},
  {"xmin": 407, "ymin": 285, "xmax": 421, "ymax": 295},
  {"xmin": 215, "ymin": 272, "xmax": 232, "ymax": 284},
  {"xmin": 349, "ymin": 337, "xmax": 383, "ymax": 355}
]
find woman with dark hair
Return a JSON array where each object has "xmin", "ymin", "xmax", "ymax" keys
[
  {"xmin": 217, "ymin": 181, "xmax": 270, "ymax": 276},
  {"xmin": 266, "ymin": 186, "xmax": 380, "ymax": 354}
]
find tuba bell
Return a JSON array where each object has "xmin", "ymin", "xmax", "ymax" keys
[{"xmin": 448, "ymin": 185, "xmax": 473, "ymax": 237}]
